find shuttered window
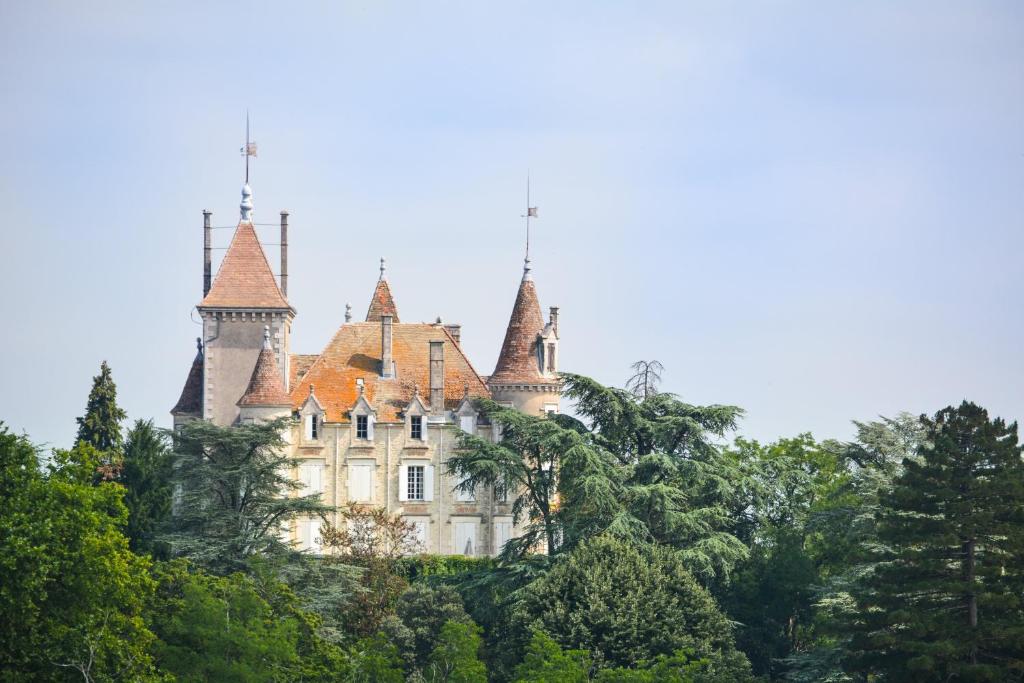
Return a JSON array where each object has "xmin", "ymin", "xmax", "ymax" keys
[
  {"xmin": 348, "ymin": 462, "xmax": 372, "ymax": 502},
  {"xmin": 298, "ymin": 460, "xmax": 325, "ymax": 496}
]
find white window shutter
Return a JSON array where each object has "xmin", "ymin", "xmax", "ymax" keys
[
  {"xmin": 460, "ymin": 415, "xmax": 475, "ymax": 435},
  {"xmin": 423, "ymin": 465, "xmax": 435, "ymax": 502},
  {"xmin": 304, "ymin": 415, "xmax": 313, "ymax": 440},
  {"xmin": 367, "ymin": 415, "xmax": 375, "ymax": 441},
  {"xmin": 349, "ymin": 464, "xmax": 372, "ymax": 502},
  {"xmin": 398, "ymin": 465, "xmax": 409, "ymax": 502}
]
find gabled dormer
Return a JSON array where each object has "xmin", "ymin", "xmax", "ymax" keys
[
  {"xmin": 403, "ymin": 386, "xmax": 430, "ymax": 443},
  {"xmin": 348, "ymin": 382, "xmax": 376, "ymax": 442},
  {"xmin": 299, "ymin": 384, "xmax": 324, "ymax": 442},
  {"xmin": 537, "ymin": 306, "xmax": 559, "ymax": 379},
  {"xmin": 455, "ymin": 385, "xmax": 477, "ymax": 435}
]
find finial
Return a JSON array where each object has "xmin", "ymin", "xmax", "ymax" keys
[
  {"xmin": 356, "ymin": 378, "xmax": 365, "ymax": 395},
  {"xmin": 240, "ymin": 183, "xmax": 254, "ymax": 222},
  {"xmin": 435, "ymin": 316, "xmax": 442, "ymax": 324},
  {"xmin": 523, "ymin": 255, "xmax": 532, "ymax": 282},
  {"xmin": 195, "ymin": 336, "xmax": 203, "ymax": 354},
  {"xmin": 345, "ymin": 302, "xmax": 352, "ymax": 323},
  {"xmin": 463, "ymin": 383, "xmax": 470, "ymax": 399},
  {"xmin": 521, "ymin": 173, "xmax": 537, "ymax": 282},
  {"xmin": 308, "ymin": 383, "xmax": 316, "ymax": 398},
  {"xmin": 379, "ymin": 257, "xmax": 387, "ymax": 280},
  {"xmin": 263, "ymin": 325, "xmax": 271, "ymax": 350},
  {"xmin": 413, "ymin": 383, "xmax": 420, "ymax": 397}
]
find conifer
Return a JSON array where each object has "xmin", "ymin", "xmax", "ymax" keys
[{"xmin": 74, "ymin": 360, "xmax": 127, "ymax": 465}]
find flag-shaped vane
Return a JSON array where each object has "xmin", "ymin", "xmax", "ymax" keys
[{"xmin": 527, "ymin": 207, "xmax": 538, "ymax": 217}]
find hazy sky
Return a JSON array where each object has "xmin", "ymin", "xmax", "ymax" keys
[{"xmin": 2, "ymin": 1, "xmax": 1022, "ymax": 451}]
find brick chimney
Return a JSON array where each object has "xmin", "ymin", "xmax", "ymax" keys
[
  {"xmin": 203, "ymin": 210, "xmax": 212, "ymax": 296},
  {"xmin": 549, "ymin": 306, "xmax": 559, "ymax": 337},
  {"xmin": 429, "ymin": 340, "xmax": 444, "ymax": 415},
  {"xmin": 381, "ymin": 314, "xmax": 395, "ymax": 378}
]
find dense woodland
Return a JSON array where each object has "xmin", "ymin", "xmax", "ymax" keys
[{"xmin": 2, "ymin": 360, "xmax": 1023, "ymax": 682}]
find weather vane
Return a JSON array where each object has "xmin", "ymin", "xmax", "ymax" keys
[
  {"xmin": 521, "ymin": 173, "xmax": 538, "ymax": 276},
  {"xmin": 240, "ymin": 111, "xmax": 257, "ymax": 184}
]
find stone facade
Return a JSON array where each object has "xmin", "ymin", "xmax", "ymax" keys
[{"xmin": 172, "ymin": 186, "xmax": 561, "ymax": 557}]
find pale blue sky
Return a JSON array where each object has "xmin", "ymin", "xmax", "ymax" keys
[{"xmin": 2, "ymin": 1, "xmax": 1022, "ymax": 450}]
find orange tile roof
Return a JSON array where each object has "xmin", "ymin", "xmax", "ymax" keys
[
  {"xmin": 365, "ymin": 278, "xmax": 399, "ymax": 322},
  {"xmin": 171, "ymin": 349, "xmax": 204, "ymax": 415},
  {"xmin": 289, "ymin": 322, "xmax": 490, "ymax": 422},
  {"xmin": 238, "ymin": 348, "xmax": 291, "ymax": 406},
  {"xmin": 289, "ymin": 354, "xmax": 319, "ymax": 389},
  {"xmin": 490, "ymin": 277, "xmax": 552, "ymax": 384},
  {"xmin": 199, "ymin": 222, "xmax": 290, "ymax": 309}
]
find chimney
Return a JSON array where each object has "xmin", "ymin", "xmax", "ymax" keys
[
  {"xmin": 444, "ymin": 323, "xmax": 461, "ymax": 346},
  {"xmin": 381, "ymin": 314, "xmax": 394, "ymax": 378},
  {"xmin": 429, "ymin": 340, "xmax": 444, "ymax": 415},
  {"xmin": 549, "ymin": 306, "xmax": 559, "ymax": 337},
  {"xmin": 279, "ymin": 211, "xmax": 289, "ymax": 297},
  {"xmin": 203, "ymin": 210, "xmax": 212, "ymax": 296}
]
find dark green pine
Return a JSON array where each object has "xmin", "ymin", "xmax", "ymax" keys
[{"xmin": 75, "ymin": 360, "xmax": 128, "ymax": 459}]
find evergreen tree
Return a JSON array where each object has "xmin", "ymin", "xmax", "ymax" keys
[
  {"xmin": 515, "ymin": 535, "xmax": 752, "ymax": 679},
  {"xmin": 163, "ymin": 417, "xmax": 333, "ymax": 574},
  {"xmin": 424, "ymin": 621, "xmax": 487, "ymax": 683},
  {"xmin": 512, "ymin": 630, "xmax": 591, "ymax": 682},
  {"xmin": 847, "ymin": 402, "xmax": 1024, "ymax": 679},
  {"xmin": 75, "ymin": 360, "xmax": 127, "ymax": 465},
  {"xmin": 383, "ymin": 584, "xmax": 476, "ymax": 675},
  {"xmin": 122, "ymin": 419, "xmax": 174, "ymax": 556}
]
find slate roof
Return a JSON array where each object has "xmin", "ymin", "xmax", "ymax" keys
[
  {"xmin": 199, "ymin": 222, "xmax": 290, "ymax": 309},
  {"xmin": 238, "ymin": 347, "xmax": 291, "ymax": 406},
  {"xmin": 171, "ymin": 348, "xmax": 204, "ymax": 415},
  {"xmin": 490, "ymin": 277, "xmax": 552, "ymax": 384},
  {"xmin": 365, "ymin": 278, "xmax": 400, "ymax": 322},
  {"xmin": 289, "ymin": 322, "xmax": 490, "ymax": 422}
]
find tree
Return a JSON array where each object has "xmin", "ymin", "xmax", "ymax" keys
[
  {"xmin": 0, "ymin": 426, "xmax": 160, "ymax": 681},
  {"xmin": 625, "ymin": 360, "xmax": 664, "ymax": 401},
  {"xmin": 319, "ymin": 505, "xmax": 418, "ymax": 639},
  {"xmin": 846, "ymin": 402, "xmax": 1024, "ymax": 679},
  {"xmin": 515, "ymin": 535, "xmax": 752, "ymax": 679},
  {"xmin": 449, "ymin": 399, "xmax": 585, "ymax": 556},
  {"xmin": 383, "ymin": 583, "xmax": 476, "ymax": 675},
  {"xmin": 75, "ymin": 360, "xmax": 128, "ymax": 468},
  {"xmin": 122, "ymin": 419, "xmax": 174, "ymax": 556},
  {"xmin": 424, "ymin": 620, "xmax": 487, "ymax": 683},
  {"xmin": 163, "ymin": 417, "xmax": 332, "ymax": 574},
  {"xmin": 342, "ymin": 633, "xmax": 405, "ymax": 683},
  {"xmin": 149, "ymin": 561, "xmax": 301, "ymax": 682},
  {"xmin": 512, "ymin": 630, "xmax": 591, "ymax": 682}
]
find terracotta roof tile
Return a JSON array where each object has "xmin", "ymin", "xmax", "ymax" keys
[
  {"xmin": 490, "ymin": 277, "xmax": 553, "ymax": 384},
  {"xmin": 289, "ymin": 322, "xmax": 490, "ymax": 422},
  {"xmin": 238, "ymin": 348, "xmax": 291, "ymax": 406},
  {"xmin": 365, "ymin": 278, "xmax": 399, "ymax": 322},
  {"xmin": 289, "ymin": 354, "xmax": 319, "ymax": 388},
  {"xmin": 199, "ymin": 222, "xmax": 290, "ymax": 309},
  {"xmin": 171, "ymin": 350, "xmax": 204, "ymax": 415}
]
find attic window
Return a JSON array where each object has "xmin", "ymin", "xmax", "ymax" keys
[
  {"xmin": 304, "ymin": 414, "xmax": 319, "ymax": 440},
  {"xmin": 356, "ymin": 415, "xmax": 369, "ymax": 440},
  {"xmin": 410, "ymin": 415, "xmax": 423, "ymax": 440}
]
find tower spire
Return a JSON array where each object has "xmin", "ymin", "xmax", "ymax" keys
[
  {"xmin": 239, "ymin": 112, "xmax": 257, "ymax": 222},
  {"xmin": 521, "ymin": 173, "xmax": 538, "ymax": 281}
]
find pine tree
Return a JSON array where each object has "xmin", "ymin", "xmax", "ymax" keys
[
  {"xmin": 122, "ymin": 419, "xmax": 174, "ymax": 556},
  {"xmin": 848, "ymin": 401, "xmax": 1024, "ymax": 680},
  {"xmin": 75, "ymin": 360, "xmax": 127, "ymax": 468}
]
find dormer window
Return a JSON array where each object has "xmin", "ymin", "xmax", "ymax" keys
[
  {"xmin": 305, "ymin": 414, "xmax": 319, "ymax": 440},
  {"xmin": 410, "ymin": 415, "xmax": 423, "ymax": 440},
  {"xmin": 356, "ymin": 415, "xmax": 369, "ymax": 440}
]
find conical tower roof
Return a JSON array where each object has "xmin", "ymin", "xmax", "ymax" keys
[
  {"xmin": 172, "ymin": 338, "xmax": 204, "ymax": 415},
  {"xmin": 199, "ymin": 221, "xmax": 289, "ymax": 309},
  {"xmin": 490, "ymin": 275, "xmax": 548, "ymax": 384},
  {"xmin": 365, "ymin": 257, "xmax": 400, "ymax": 322},
  {"xmin": 238, "ymin": 329, "xmax": 290, "ymax": 406}
]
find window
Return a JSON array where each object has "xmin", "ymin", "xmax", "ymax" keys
[
  {"xmin": 544, "ymin": 403, "xmax": 559, "ymax": 415},
  {"xmin": 304, "ymin": 414, "xmax": 319, "ymax": 440},
  {"xmin": 407, "ymin": 465, "xmax": 425, "ymax": 501},
  {"xmin": 298, "ymin": 459, "xmax": 325, "ymax": 496},
  {"xmin": 410, "ymin": 415, "xmax": 423, "ymax": 440},
  {"xmin": 494, "ymin": 484, "xmax": 509, "ymax": 503},
  {"xmin": 406, "ymin": 517, "xmax": 429, "ymax": 553},
  {"xmin": 453, "ymin": 521, "xmax": 477, "ymax": 556},
  {"xmin": 493, "ymin": 518, "xmax": 513, "ymax": 556},
  {"xmin": 356, "ymin": 415, "xmax": 369, "ymax": 439},
  {"xmin": 297, "ymin": 518, "xmax": 322, "ymax": 554},
  {"xmin": 348, "ymin": 462, "xmax": 373, "ymax": 502},
  {"xmin": 454, "ymin": 478, "xmax": 475, "ymax": 502},
  {"xmin": 399, "ymin": 464, "xmax": 433, "ymax": 502},
  {"xmin": 459, "ymin": 414, "xmax": 475, "ymax": 435}
]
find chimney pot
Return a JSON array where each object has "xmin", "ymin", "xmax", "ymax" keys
[
  {"xmin": 203, "ymin": 211, "xmax": 212, "ymax": 296},
  {"xmin": 549, "ymin": 306, "xmax": 559, "ymax": 337},
  {"xmin": 279, "ymin": 211, "xmax": 289, "ymax": 297},
  {"xmin": 444, "ymin": 323, "xmax": 462, "ymax": 346},
  {"xmin": 381, "ymin": 314, "xmax": 394, "ymax": 378}
]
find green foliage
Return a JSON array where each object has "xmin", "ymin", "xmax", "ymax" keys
[
  {"xmin": 149, "ymin": 560, "xmax": 300, "ymax": 681},
  {"xmin": 847, "ymin": 402, "xmax": 1024, "ymax": 680},
  {"xmin": 512, "ymin": 630, "xmax": 591, "ymax": 682},
  {"xmin": 383, "ymin": 583, "xmax": 475, "ymax": 674},
  {"xmin": 396, "ymin": 554, "xmax": 496, "ymax": 581},
  {"xmin": 122, "ymin": 419, "xmax": 174, "ymax": 556},
  {"xmin": 515, "ymin": 535, "xmax": 752, "ymax": 679},
  {"xmin": 342, "ymin": 633, "xmax": 405, "ymax": 682},
  {"xmin": 424, "ymin": 620, "xmax": 487, "ymax": 683},
  {"xmin": 0, "ymin": 425, "xmax": 161, "ymax": 681},
  {"xmin": 75, "ymin": 360, "xmax": 127, "ymax": 462},
  {"xmin": 163, "ymin": 417, "xmax": 333, "ymax": 573}
]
